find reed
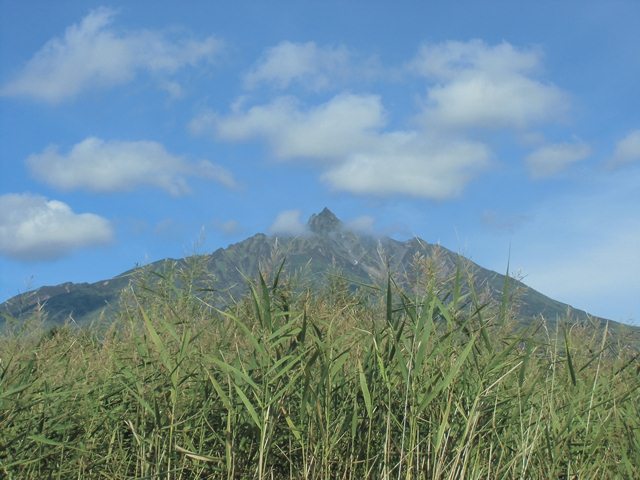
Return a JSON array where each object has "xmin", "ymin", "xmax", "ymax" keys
[{"xmin": 1, "ymin": 260, "xmax": 638, "ymax": 479}]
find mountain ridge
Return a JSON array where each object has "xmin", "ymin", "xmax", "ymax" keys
[{"xmin": 0, "ymin": 208, "xmax": 624, "ymax": 330}]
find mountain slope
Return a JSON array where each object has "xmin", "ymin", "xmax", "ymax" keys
[{"xmin": 0, "ymin": 208, "xmax": 615, "ymax": 328}]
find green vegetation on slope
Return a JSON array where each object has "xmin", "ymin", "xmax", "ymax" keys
[{"xmin": 1, "ymin": 261, "xmax": 639, "ymax": 479}]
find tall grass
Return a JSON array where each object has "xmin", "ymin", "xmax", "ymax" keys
[{"xmin": 1, "ymin": 260, "xmax": 639, "ymax": 479}]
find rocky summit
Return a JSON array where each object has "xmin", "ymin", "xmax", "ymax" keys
[{"xmin": 308, "ymin": 207, "xmax": 343, "ymax": 234}]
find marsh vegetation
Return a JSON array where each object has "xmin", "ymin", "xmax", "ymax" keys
[{"xmin": 1, "ymin": 260, "xmax": 638, "ymax": 479}]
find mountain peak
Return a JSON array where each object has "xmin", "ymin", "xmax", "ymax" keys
[{"xmin": 307, "ymin": 208, "xmax": 342, "ymax": 234}]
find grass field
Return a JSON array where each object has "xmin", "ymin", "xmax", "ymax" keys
[{"xmin": 1, "ymin": 261, "xmax": 639, "ymax": 479}]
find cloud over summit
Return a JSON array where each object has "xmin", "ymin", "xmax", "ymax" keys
[{"xmin": 269, "ymin": 210, "xmax": 308, "ymax": 236}]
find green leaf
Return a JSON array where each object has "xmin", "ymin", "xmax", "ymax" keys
[
  {"xmin": 137, "ymin": 299, "xmax": 174, "ymax": 373},
  {"xmin": 419, "ymin": 333, "xmax": 477, "ymax": 411},
  {"xmin": 564, "ymin": 326, "xmax": 577, "ymax": 387},
  {"xmin": 234, "ymin": 384, "xmax": 261, "ymax": 429},
  {"xmin": 205, "ymin": 370, "xmax": 232, "ymax": 411},
  {"xmin": 358, "ymin": 361, "xmax": 373, "ymax": 418}
]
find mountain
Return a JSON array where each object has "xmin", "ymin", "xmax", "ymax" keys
[{"xmin": 0, "ymin": 208, "xmax": 619, "ymax": 329}]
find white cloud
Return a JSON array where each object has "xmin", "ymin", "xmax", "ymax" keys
[
  {"xmin": 27, "ymin": 137, "xmax": 237, "ymax": 195},
  {"xmin": 269, "ymin": 210, "xmax": 307, "ymax": 235},
  {"xmin": 322, "ymin": 133, "xmax": 490, "ymax": 198},
  {"xmin": 193, "ymin": 160, "xmax": 238, "ymax": 189},
  {"xmin": 196, "ymin": 40, "xmax": 574, "ymax": 200},
  {"xmin": 609, "ymin": 129, "xmax": 640, "ymax": 168},
  {"xmin": 0, "ymin": 7, "xmax": 221, "ymax": 103},
  {"xmin": 525, "ymin": 141, "xmax": 591, "ymax": 178},
  {"xmin": 195, "ymin": 93, "xmax": 490, "ymax": 199},
  {"xmin": 412, "ymin": 40, "xmax": 541, "ymax": 78},
  {"xmin": 201, "ymin": 93, "xmax": 386, "ymax": 161},
  {"xmin": 244, "ymin": 41, "xmax": 352, "ymax": 90},
  {"xmin": 412, "ymin": 40, "xmax": 569, "ymax": 130},
  {"xmin": 0, "ymin": 193, "xmax": 113, "ymax": 261}
]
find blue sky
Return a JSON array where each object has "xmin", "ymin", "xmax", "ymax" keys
[{"xmin": 1, "ymin": 1, "xmax": 639, "ymax": 325}]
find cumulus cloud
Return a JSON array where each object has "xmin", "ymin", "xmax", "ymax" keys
[
  {"xmin": 525, "ymin": 141, "xmax": 591, "ymax": 178},
  {"xmin": 244, "ymin": 41, "xmax": 352, "ymax": 90},
  {"xmin": 269, "ymin": 210, "xmax": 307, "ymax": 235},
  {"xmin": 321, "ymin": 133, "xmax": 489, "ymax": 198},
  {"xmin": 0, "ymin": 7, "xmax": 221, "ymax": 103},
  {"xmin": 197, "ymin": 94, "xmax": 386, "ymax": 161},
  {"xmin": 0, "ymin": 193, "xmax": 113, "ymax": 261},
  {"xmin": 609, "ymin": 129, "xmax": 640, "ymax": 168},
  {"xmin": 193, "ymin": 40, "xmax": 575, "ymax": 199},
  {"xmin": 411, "ymin": 40, "xmax": 569, "ymax": 130},
  {"xmin": 194, "ymin": 93, "xmax": 490, "ymax": 199},
  {"xmin": 26, "ymin": 137, "xmax": 237, "ymax": 195}
]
